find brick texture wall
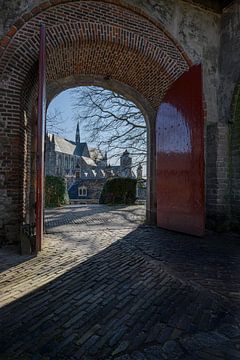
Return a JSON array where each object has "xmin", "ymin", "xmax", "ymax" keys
[
  {"xmin": 0, "ymin": 1, "xmax": 191, "ymax": 243},
  {"xmin": 1, "ymin": 0, "xmax": 239, "ymax": 242}
]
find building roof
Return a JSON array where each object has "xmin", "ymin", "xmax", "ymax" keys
[
  {"xmin": 74, "ymin": 143, "xmax": 88, "ymax": 156},
  {"xmin": 48, "ymin": 134, "xmax": 87, "ymax": 156},
  {"xmin": 73, "ymin": 178, "xmax": 106, "ymax": 183},
  {"xmin": 82, "ymin": 156, "xmax": 97, "ymax": 167}
]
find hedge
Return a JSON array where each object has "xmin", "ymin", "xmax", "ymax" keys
[
  {"xmin": 45, "ymin": 176, "xmax": 69, "ymax": 207},
  {"xmin": 99, "ymin": 177, "xmax": 137, "ymax": 205}
]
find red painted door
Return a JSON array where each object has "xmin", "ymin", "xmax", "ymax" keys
[
  {"xmin": 36, "ymin": 25, "xmax": 46, "ymax": 251},
  {"xmin": 156, "ymin": 64, "xmax": 204, "ymax": 236}
]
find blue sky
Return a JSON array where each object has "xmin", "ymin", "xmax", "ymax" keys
[{"xmin": 47, "ymin": 88, "xmax": 90, "ymax": 144}]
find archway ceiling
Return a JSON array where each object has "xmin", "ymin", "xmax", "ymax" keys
[
  {"xmin": 182, "ymin": 0, "xmax": 233, "ymax": 12},
  {"xmin": 46, "ymin": 39, "xmax": 178, "ymax": 108},
  {"xmin": 0, "ymin": 1, "xmax": 190, "ymax": 109}
]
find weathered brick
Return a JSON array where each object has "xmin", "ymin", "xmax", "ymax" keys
[{"xmin": 0, "ymin": 0, "xmax": 239, "ymax": 243}]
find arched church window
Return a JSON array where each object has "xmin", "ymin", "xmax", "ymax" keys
[
  {"xmin": 58, "ymin": 154, "xmax": 62, "ymax": 166},
  {"xmin": 78, "ymin": 186, "xmax": 87, "ymax": 197}
]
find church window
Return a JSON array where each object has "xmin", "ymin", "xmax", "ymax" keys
[
  {"xmin": 59, "ymin": 155, "xmax": 63, "ymax": 167},
  {"xmin": 65, "ymin": 157, "xmax": 68, "ymax": 168},
  {"xmin": 56, "ymin": 155, "xmax": 60, "ymax": 166},
  {"xmin": 78, "ymin": 186, "xmax": 87, "ymax": 197}
]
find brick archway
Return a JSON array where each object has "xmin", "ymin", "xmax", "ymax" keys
[
  {"xmin": 47, "ymin": 75, "xmax": 156, "ymax": 224},
  {"xmin": 0, "ymin": 0, "xmax": 192, "ymax": 243}
]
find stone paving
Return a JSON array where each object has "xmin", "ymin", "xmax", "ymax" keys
[
  {"xmin": 0, "ymin": 205, "xmax": 240, "ymax": 360},
  {"xmin": 44, "ymin": 205, "xmax": 145, "ymax": 232}
]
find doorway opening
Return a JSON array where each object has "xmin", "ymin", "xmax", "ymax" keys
[
  {"xmin": 44, "ymin": 85, "xmax": 148, "ymax": 236},
  {"xmin": 0, "ymin": 0, "xmax": 206, "ymax": 248}
]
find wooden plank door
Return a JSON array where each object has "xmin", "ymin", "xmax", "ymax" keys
[{"xmin": 156, "ymin": 65, "xmax": 205, "ymax": 236}]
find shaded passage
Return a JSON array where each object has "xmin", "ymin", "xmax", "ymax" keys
[{"xmin": 0, "ymin": 205, "xmax": 239, "ymax": 360}]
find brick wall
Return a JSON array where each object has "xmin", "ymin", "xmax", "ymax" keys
[
  {"xmin": 0, "ymin": 1, "xmax": 191, "ymax": 243},
  {"xmin": 0, "ymin": 0, "xmax": 239, "ymax": 242},
  {"xmin": 0, "ymin": 87, "xmax": 22, "ymax": 243}
]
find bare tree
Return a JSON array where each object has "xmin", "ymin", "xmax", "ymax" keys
[
  {"xmin": 46, "ymin": 108, "xmax": 66, "ymax": 136},
  {"xmin": 71, "ymin": 87, "xmax": 147, "ymax": 167}
]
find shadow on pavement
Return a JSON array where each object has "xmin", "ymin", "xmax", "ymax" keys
[{"xmin": 0, "ymin": 227, "xmax": 239, "ymax": 359}]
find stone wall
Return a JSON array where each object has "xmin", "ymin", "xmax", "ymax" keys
[
  {"xmin": 230, "ymin": 84, "xmax": 240, "ymax": 230},
  {"xmin": 216, "ymin": 1, "xmax": 240, "ymax": 228},
  {"xmin": 219, "ymin": 1, "xmax": 240, "ymax": 123}
]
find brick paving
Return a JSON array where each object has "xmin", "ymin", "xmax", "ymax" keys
[
  {"xmin": 44, "ymin": 205, "xmax": 145, "ymax": 232},
  {"xmin": 0, "ymin": 205, "xmax": 240, "ymax": 359}
]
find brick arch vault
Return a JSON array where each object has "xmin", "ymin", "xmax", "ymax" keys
[{"xmin": 0, "ymin": 0, "xmax": 192, "ymax": 244}]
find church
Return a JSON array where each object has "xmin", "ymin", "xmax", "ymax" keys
[{"xmin": 45, "ymin": 123, "xmax": 144, "ymax": 203}]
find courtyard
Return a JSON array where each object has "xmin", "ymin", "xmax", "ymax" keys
[{"xmin": 0, "ymin": 205, "xmax": 240, "ymax": 359}]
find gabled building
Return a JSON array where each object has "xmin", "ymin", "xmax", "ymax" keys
[{"xmin": 45, "ymin": 123, "xmax": 140, "ymax": 203}]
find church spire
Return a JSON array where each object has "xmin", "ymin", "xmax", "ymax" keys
[{"xmin": 75, "ymin": 122, "xmax": 80, "ymax": 144}]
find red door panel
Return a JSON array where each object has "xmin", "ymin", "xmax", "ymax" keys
[
  {"xmin": 36, "ymin": 25, "xmax": 46, "ymax": 251},
  {"xmin": 156, "ymin": 65, "xmax": 205, "ymax": 236}
]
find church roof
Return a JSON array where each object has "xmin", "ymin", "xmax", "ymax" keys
[
  {"xmin": 49, "ymin": 134, "xmax": 87, "ymax": 156},
  {"xmin": 74, "ymin": 143, "xmax": 88, "ymax": 156},
  {"xmin": 82, "ymin": 156, "xmax": 97, "ymax": 167}
]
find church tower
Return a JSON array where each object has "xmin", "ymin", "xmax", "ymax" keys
[
  {"xmin": 75, "ymin": 122, "xmax": 80, "ymax": 144},
  {"xmin": 102, "ymin": 151, "xmax": 108, "ymax": 167},
  {"xmin": 137, "ymin": 164, "xmax": 143, "ymax": 179},
  {"xmin": 120, "ymin": 150, "xmax": 132, "ymax": 178},
  {"xmin": 75, "ymin": 122, "xmax": 82, "ymax": 156}
]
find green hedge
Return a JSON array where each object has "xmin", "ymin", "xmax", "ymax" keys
[
  {"xmin": 99, "ymin": 177, "xmax": 137, "ymax": 205},
  {"xmin": 45, "ymin": 176, "xmax": 69, "ymax": 207}
]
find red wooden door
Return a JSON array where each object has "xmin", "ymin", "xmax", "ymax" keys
[
  {"xmin": 36, "ymin": 25, "xmax": 46, "ymax": 251},
  {"xmin": 156, "ymin": 65, "xmax": 204, "ymax": 236}
]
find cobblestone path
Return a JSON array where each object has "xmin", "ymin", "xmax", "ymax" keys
[
  {"xmin": 44, "ymin": 205, "xmax": 145, "ymax": 232},
  {"xmin": 0, "ymin": 205, "xmax": 240, "ymax": 360}
]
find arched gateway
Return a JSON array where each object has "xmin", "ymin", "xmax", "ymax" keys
[{"xmin": 0, "ymin": 0, "xmax": 204, "ymax": 246}]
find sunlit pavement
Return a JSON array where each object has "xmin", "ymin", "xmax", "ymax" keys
[{"xmin": 0, "ymin": 205, "xmax": 240, "ymax": 359}]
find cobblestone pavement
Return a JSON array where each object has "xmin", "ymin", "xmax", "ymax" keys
[
  {"xmin": 0, "ymin": 205, "xmax": 240, "ymax": 360},
  {"xmin": 44, "ymin": 205, "xmax": 145, "ymax": 232}
]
